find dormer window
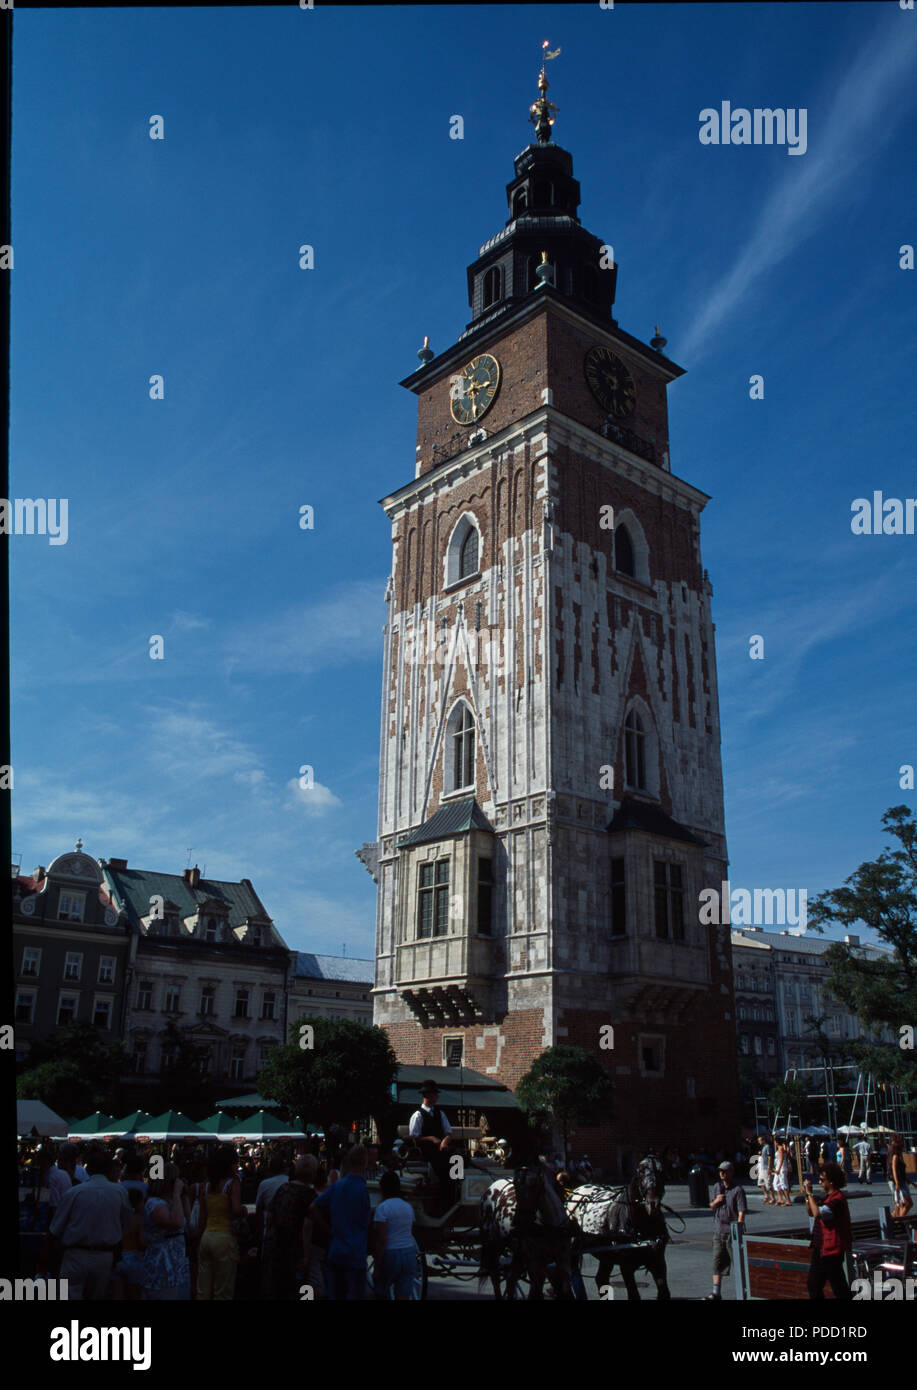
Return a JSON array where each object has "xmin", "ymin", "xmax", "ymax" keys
[
  {"xmin": 482, "ymin": 266, "xmax": 501, "ymax": 309},
  {"xmin": 204, "ymin": 917, "xmax": 219, "ymax": 942}
]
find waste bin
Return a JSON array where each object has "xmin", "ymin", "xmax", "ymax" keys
[{"xmin": 688, "ymin": 1164, "xmax": 709, "ymax": 1208}]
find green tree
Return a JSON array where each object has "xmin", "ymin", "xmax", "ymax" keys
[
  {"xmin": 16, "ymin": 1022, "xmax": 125, "ymax": 1118},
  {"xmin": 516, "ymin": 1044, "xmax": 615, "ymax": 1160},
  {"xmin": 257, "ymin": 1015, "xmax": 398, "ymax": 1140},
  {"xmin": 808, "ymin": 804, "xmax": 917, "ymax": 1103},
  {"xmin": 767, "ymin": 1076, "xmax": 809, "ymax": 1129}
]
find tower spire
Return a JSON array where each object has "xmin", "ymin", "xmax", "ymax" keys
[{"xmin": 529, "ymin": 40, "xmax": 561, "ymax": 143}]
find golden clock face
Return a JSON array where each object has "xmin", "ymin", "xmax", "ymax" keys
[
  {"xmin": 449, "ymin": 353, "xmax": 501, "ymax": 425},
  {"xmin": 584, "ymin": 346, "xmax": 636, "ymax": 418}
]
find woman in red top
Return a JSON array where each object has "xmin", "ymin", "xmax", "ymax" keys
[{"xmin": 804, "ymin": 1161, "xmax": 852, "ymax": 1300}]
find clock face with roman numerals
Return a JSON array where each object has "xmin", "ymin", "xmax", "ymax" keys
[
  {"xmin": 584, "ymin": 346, "xmax": 636, "ymax": 419},
  {"xmin": 449, "ymin": 353, "xmax": 501, "ymax": 425}
]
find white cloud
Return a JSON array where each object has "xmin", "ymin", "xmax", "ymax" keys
[
  {"xmin": 284, "ymin": 778, "xmax": 343, "ymax": 817},
  {"xmin": 680, "ymin": 20, "xmax": 917, "ymax": 360}
]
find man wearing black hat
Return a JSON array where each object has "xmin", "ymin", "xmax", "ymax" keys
[{"xmin": 408, "ymin": 1081, "xmax": 455, "ymax": 1212}]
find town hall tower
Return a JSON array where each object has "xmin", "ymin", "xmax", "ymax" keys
[{"xmin": 361, "ymin": 57, "xmax": 738, "ymax": 1166}]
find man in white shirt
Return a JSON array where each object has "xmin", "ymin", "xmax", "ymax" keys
[
  {"xmin": 854, "ymin": 1137, "xmax": 872, "ymax": 1185},
  {"xmin": 408, "ymin": 1081, "xmax": 455, "ymax": 1211}
]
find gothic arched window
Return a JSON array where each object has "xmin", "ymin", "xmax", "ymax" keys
[
  {"xmin": 446, "ymin": 703, "xmax": 476, "ymax": 793},
  {"xmin": 446, "ymin": 514, "xmax": 481, "ymax": 586},
  {"xmin": 615, "ymin": 524, "xmax": 636, "ymax": 578},
  {"xmin": 624, "ymin": 708, "xmax": 647, "ymax": 790},
  {"xmin": 482, "ymin": 266, "xmax": 501, "ymax": 309},
  {"xmin": 459, "ymin": 527, "xmax": 479, "ymax": 579}
]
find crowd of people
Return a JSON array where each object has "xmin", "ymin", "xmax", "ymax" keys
[{"xmin": 17, "ymin": 1090, "xmax": 914, "ymax": 1303}]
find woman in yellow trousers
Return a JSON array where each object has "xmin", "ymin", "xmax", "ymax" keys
[{"xmin": 198, "ymin": 1148, "xmax": 242, "ymax": 1300}]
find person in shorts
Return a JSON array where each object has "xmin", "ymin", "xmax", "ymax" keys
[
  {"xmin": 706, "ymin": 1161, "xmax": 747, "ymax": 1299},
  {"xmin": 773, "ymin": 1134, "xmax": 791, "ymax": 1206},
  {"xmin": 888, "ymin": 1135, "xmax": 913, "ymax": 1219},
  {"xmin": 372, "ymin": 1171, "xmax": 419, "ymax": 1301},
  {"xmin": 757, "ymin": 1136, "xmax": 775, "ymax": 1204}
]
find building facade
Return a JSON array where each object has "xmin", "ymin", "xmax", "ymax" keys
[
  {"xmin": 13, "ymin": 845, "xmax": 130, "ymax": 1061},
  {"xmin": 731, "ymin": 927, "xmax": 896, "ymax": 1078},
  {"xmin": 101, "ymin": 859, "xmax": 291, "ymax": 1107},
  {"xmin": 288, "ymin": 952, "xmax": 374, "ymax": 1026},
  {"xmin": 363, "ymin": 68, "xmax": 738, "ymax": 1165}
]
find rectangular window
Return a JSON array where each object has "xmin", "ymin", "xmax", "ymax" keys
[
  {"xmin": 653, "ymin": 861, "xmax": 684, "ymax": 941},
  {"xmin": 58, "ymin": 892, "xmax": 85, "ymax": 922},
  {"xmin": 21, "ymin": 947, "xmax": 41, "ymax": 977},
  {"xmin": 639, "ymin": 1035, "xmax": 664, "ymax": 1075},
  {"xmin": 93, "ymin": 998, "xmax": 112, "ymax": 1029},
  {"xmin": 753, "ymin": 1035, "xmax": 763, "ymax": 1055},
  {"xmin": 234, "ymin": 987, "xmax": 250, "ymax": 1018},
  {"xmin": 611, "ymin": 858, "xmax": 626, "ymax": 935},
  {"xmin": 164, "ymin": 986, "xmax": 181, "ymax": 1014},
  {"xmin": 262, "ymin": 991, "xmax": 276, "ymax": 1020},
  {"xmin": 132, "ymin": 1044, "xmax": 147, "ymax": 1075},
  {"xmin": 418, "ymin": 860, "xmax": 450, "ymax": 939},
  {"xmin": 57, "ymin": 994, "xmax": 78, "ymax": 1026},
  {"xmin": 98, "ymin": 956, "xmax": 116, "ymax": 984},
  {"xmin": 477, "ymin": 858, "xmax": 493, "ymax": 935},
  {"xmin": 16, "ymin": 991, "xmax": 35, "ymax": 1024},
  {"xmin": 63, "ymin": 951, "xmax": 83, "ymax": 981},
  {"xmin": 444, "ymin": 1036, "xmax": 464, "ymax": 1067},
  {"xmin": 137, "ymin": 981, "xmax": 153, "ymax": 1010},
  {"xmin": 230, "ymin": 1048, "xmax": 246, "ymax": 1080},
  {"xmin": 200, "ymin": 986, "xmax": 216, "ymax": 1017}
]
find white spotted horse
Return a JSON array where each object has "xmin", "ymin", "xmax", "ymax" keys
[
  {"xmin": 479, "ymin": 1160, "xmax": 575, "ymax": 1299},
  {"xmin": 566, "ymin": 1155, "xmax": 673, "ymax": 1300}
]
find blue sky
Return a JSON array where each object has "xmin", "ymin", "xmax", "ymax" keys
[{"xmin": 10, "ymin": 4, "xmax": 917, "ymax": 956}]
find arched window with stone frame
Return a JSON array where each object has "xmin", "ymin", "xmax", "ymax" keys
[
  {"xmin": 445, "ymin": 513, "xmax": 482, "ymax": 587},
  {"xmin": 444, "ymin": 700, "xmax": 476, "ymax": 794},
  {"xmin": 610, "ymin": 510, "xmax": 650, "ymax": 585},
  {"xmin": 624, "ymin": 707, "xmax": 647, "ymax": 790}
]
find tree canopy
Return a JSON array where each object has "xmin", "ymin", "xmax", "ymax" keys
[
  {"xmin": 808, "ymin": 804, "xmax": 917, "ymax": 1100},
  {"xmin": 516, "ymin": 1044, "xmax": 615, "ymax": 1158},
  {"xmin": 16, "ymin": 1022, "xmax": 125, "ymax": 1118},
  {"xmin": 257, "ymin": 1015, "xmax": 398, "ymax": 1138}
]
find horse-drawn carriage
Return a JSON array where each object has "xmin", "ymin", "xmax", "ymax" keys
[{"xmin": 368, "ymin": 1146, "xmax": 677, "ymax": 1300}]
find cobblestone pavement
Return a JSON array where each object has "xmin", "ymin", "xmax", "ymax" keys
[{"xmin": 425, "ymin": 1178, "xmax": 896, "ymax": 1300}]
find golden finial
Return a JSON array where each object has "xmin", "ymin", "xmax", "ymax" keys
[{"xmin": 530, "ymin": 40, "xmax": 561, "ymax": 143}]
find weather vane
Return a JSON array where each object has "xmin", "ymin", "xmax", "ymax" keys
[{"xmin": 530, "ymin": 40, "xmax": 561, "ymax": 143}]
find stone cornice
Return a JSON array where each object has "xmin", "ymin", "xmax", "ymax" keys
[{"xmin": 381, "ymin": 406, "xmax": 708, "ymax": 519}]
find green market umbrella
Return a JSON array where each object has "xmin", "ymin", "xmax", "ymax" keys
[
  {"xmin": 65, "ymin": 1111, "xmax": 114, "ymax": 1138},
  {"xmin": 199, "ymin": 1112, "xmax": 244, "ymax": 1135},
  {"xmin": 229, "ymin": 1110, "xmax": 305, "ymax": 1140},
  {"xmin": 105, "ymin": 1110, "xmax": 155, "ymax": 1137},
  {"xmin": 142, "ymin": 1110, "xmax": 206, "ymax": 1140}
]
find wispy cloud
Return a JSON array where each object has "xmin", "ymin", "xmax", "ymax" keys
[
  {"xmin": 680, "ymin": 19, "xmax": 917, "ymax": 360},
  {"xmin": 222, "ymin": 579, "xmax": 386, "ymax": 677}
]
